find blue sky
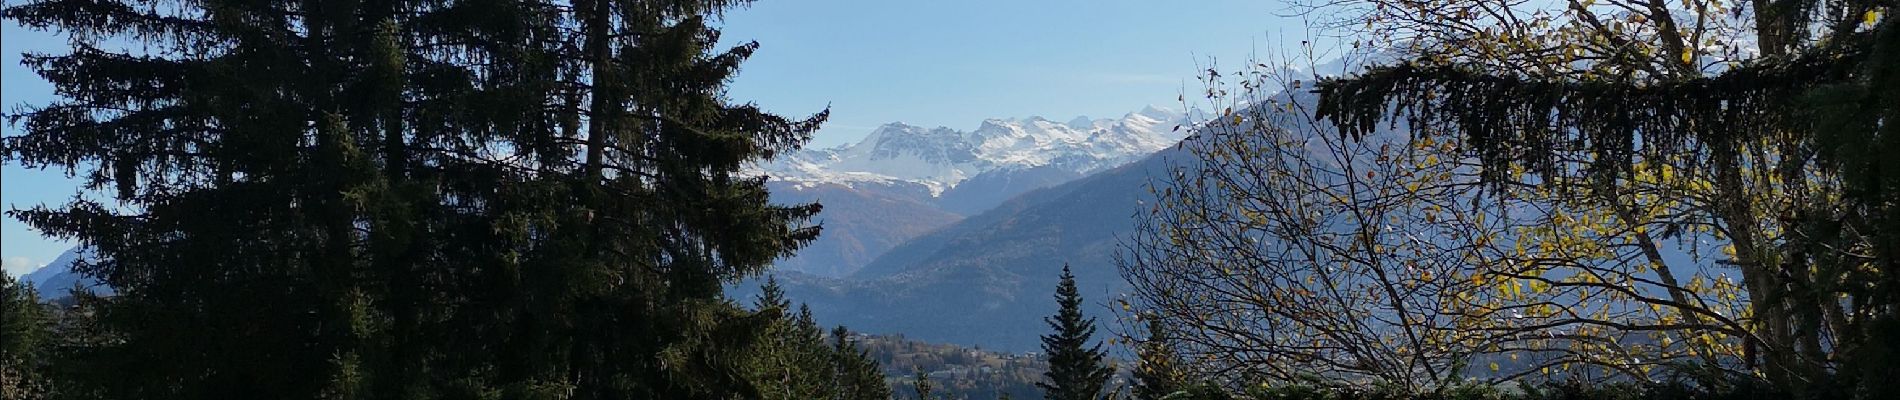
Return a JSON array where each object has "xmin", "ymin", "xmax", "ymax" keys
[{"xmin": 2, "ymin": 0, "xmax": 1307, "ymax": 276}]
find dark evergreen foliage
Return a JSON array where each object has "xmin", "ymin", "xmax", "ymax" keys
[
  {"xmin": 913, "ymin": 368, "xmax": 936, "ymax": 400},
  {"xmin": 1790, "ymin": 15, "xmax": 1900, "ymax": 399},
  {"xmin": 742, "ymin": 277, "xmax": 892, "ymax": 400},
  {"xmin": 1, "ymin": 274, "xmax": 54, "ymax": 399},
  {"xmin": 1, "ymin": 0, "xmax": 830, "ymax": 397},
  {"xmin": 1038, "ymin": 265, "xmax": 1113, "ymax": 400},
  {"xmin": 1315, "ymin": 41, "xmax": 1869, "ymax": 187},
  {"xmin": 1134, "ymin": 317, "xmax": 1184, "ymax": 400},
  {"xmin": 830, "ymin": 325, "xmax": 894, "ymax": 400}
]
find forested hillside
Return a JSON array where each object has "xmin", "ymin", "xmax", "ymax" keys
[
  {"xmin": 763, "ymin": 181, "xmax": 963, "ymax": 278},
  {"xmin": 855, "ymin": 334, "xmax": 1050, "ymax": 400}
]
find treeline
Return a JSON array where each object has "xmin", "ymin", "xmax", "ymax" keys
[{"xmin": 3, "ymin": 273, "xmax": 893, "ymax": 400}]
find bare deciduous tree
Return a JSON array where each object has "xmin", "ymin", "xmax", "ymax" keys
[{"xmin": 1120, "ymin": 52, "xmax": 1759, "ymax": 390}]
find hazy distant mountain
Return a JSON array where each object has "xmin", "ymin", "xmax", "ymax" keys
[
  {"xmin": 739, "ymin": 145, "xmax": 1189, "ymax": 352},
  {"xmin": 20, "ymin": 246, "xmax": 107, "ymax": 299},
  {"xmin": 756, "ymin": 106, "xmax": 1191, "ymax": 277},
  {"xmin": 932, "ymin": 165, "xmax": 1083, "ymax": 215},
  {"xmin": 767, "ymin": 181, "xmax": 964, "ymax": 278},
  {"xmin": 747, "ymin": 86, "xmax": 1341, "ymax": 351}
]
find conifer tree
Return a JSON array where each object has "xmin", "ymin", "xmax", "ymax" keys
[
  {"xmin": 1039, "ymin": 265, "xmax": 1113, "ymax": 400},
  {"xmin": 750, "ymin": 277, "xmax": 801, "ymax": 399},
  {"xmin": 755, "ymin": 276, "xmax": 791, "ymax": 312},
  {"xmin": 831, "ymin": 326, "xmax": 893, "ymax": 400},
  {"xmin": 5, "ymin": 0, "xmax": 450, "ymax": 394},
  {"xmin": 540, "ymin": 1, "xmax": 825, "ymax": 396},
  {"xmin": 1133, "ymin": 317, "xmax": 1184, "ymax": 400},
  {"xmin": 748, "ymin": 277, "xmax": 843, "ymax": 400},
  {"xmin": 1, "ymin": 274, "xmax": 53, "ymax": 400},
  {"xmin": 744, "ymin": 279, "xmax": 891, "ymax": 400},
  {"xmin": 3, "ymin": 0, "xmax": 822, "ymax": 397},
  {"xmin": 912, "ymin": 368, "xmax": 935, "ymax": 400}
]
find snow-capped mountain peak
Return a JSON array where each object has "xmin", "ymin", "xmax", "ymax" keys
[
  {"xmin": 754, "ymin": 106, "xmax": 1192, "ymax": 196},
  {"xmin": 1065, "ymin": 116, "xmax": 1095, "ymax": 130},
  {"xmin": 1132, "ymin": 104, "xmax": 1178, "ymax": 120}
]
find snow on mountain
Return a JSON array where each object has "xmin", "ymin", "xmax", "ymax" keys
[
  {"xmin": 21, "ymin": 246, "xmax": 108, "ymax": 299},
  {"xmin": 754, "ymin": 106, "xmax": 1192, "ymax": 196}
]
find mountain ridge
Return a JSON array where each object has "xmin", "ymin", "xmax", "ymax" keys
[
  {"xmin": 738, "ymin": 143, "xmax": 1194, "ymax": 351},
  {"xmin": 756, "ymin": 105, "xmax": 1191, "ymax": 198},
  {"xmin": 19, "ymin": 246, "xmax": 106, "ymax": 298},
  {"xmin": 753, "ymin": 87, "xmax": 1328, "ymax": 351},
  {"xmin": 756, "ymin": 105, "xmax": 1193, "ymax": 278}
]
